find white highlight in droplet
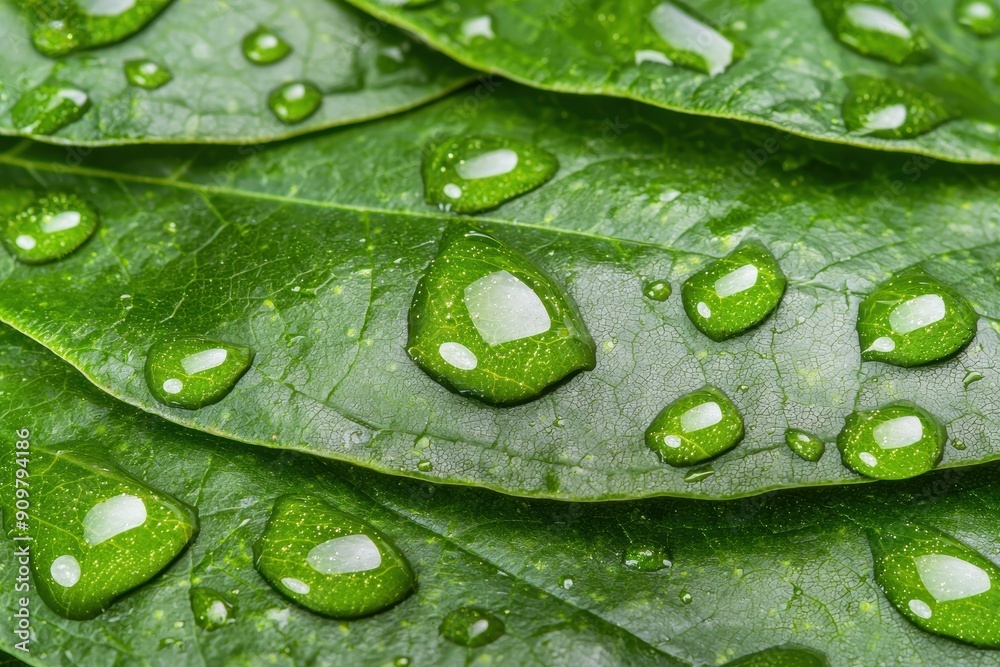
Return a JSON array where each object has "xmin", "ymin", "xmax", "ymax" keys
[
  {"xmin": 862, "ymin": 104, "xmax": 907, "ymax": 132},
  {"xmin": 83, "ymin": 494, "xmax": 147, "ymax": 545},
  {"xmin": 890, "ymin": 294, "xmax": 946, "ymax": 334},
  {"xmin": 859, "ymin": 452, "xmax": 878, "ymax": 467},
  {"xmin": 80, "ymin": 0, "xmax": 136, "ymax": 15},
  {"xmin": 439, "ymin": 342, "xmax": 478, "ymax": 370},
  {"xmin": 909, "ymin": 599, "xmax": 933, "ymax": 619},
  {"xmin": 866, "ymin": 336, "xmax": 895, "ymax": 353},
  {"xmin": 57, "ymin": 88, "xmax": 89, "ymax": 107},
  {"xmin": 207, "ymin": 600, "xmax": 230, "ymax": 625},
  {"xmin": 844, "ymin": 4, "xmax": 912, "ymax": 39},
  {"xmin": 181, "ymin": 348, "xmax": 229, "ymax": 375},
  {"xmin": 163, "ymin": 378, "xmax": 184, "ymax": 394},
  {"xmin": 443, "ymin": 183, "xmax": 463, "ymax": 199},
  {"xmin": 649, "ymin": 2, "xmax": 734, "ymax": 76},
  {"xmin": 915, "ymin": 553, "xmax": 992, "ymax": 602},
  {"xmin": 307, "ymin": 534, "xmax": 382, "ymax": 575},
  {"xmin": 873, "ymin": 416, "xmax": 923, "ymax": 449},
  {"xmin": 464, "ymin": 270, "xmax": 551, "ymax": 345},
  {"xmin": 461, "ymin": 15, "xmax": 494, "ymax": 41},
  {"xmin": 664, "ymin": 435, "xmax": 682, "ymax": 449},
  {"xmin": 635, "ymin": 49, "xmax": 673, "ymax": 66},
  {"xmin": 456, "ymin": 149, "xmax": 518, "ymax": 180},
  {"xmin": 964, "ymin": 1, "xmax": 995, "ymax": 19},
  {"xmin": 39, "ymin": 211, "xmax": 81, "ymax": 234},
  {"xmin": 469, "ymin": 619, "xmax": 491, "ymax": 638},
  {"xmin": 282, "ymin": 577, "xmax": 310, "ymax": 594},
  {"xmin": 714, "ymin": 264, "xmax": 759, "ymax": 298},
  {"xmin": 697, "ymin": 302, "xmax": 712, "ymax": 318},
  {"xmin": 50, "ymin": 555, "xmax": 81, "ymax": 588},
  {"xmin": 257, "ymin": 34, "xmax": 279, "ymax": 50},
  {"xmin": 680, "ymin": 401, "xmax": 723, "ymax": 433},
  {"xmin": 15, "ymin": 235, "xmax": 36, "ymax": 250}
]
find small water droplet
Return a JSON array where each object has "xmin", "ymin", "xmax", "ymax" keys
[
  {"xmin": 12, "ymin": 83, "xmax": 91, "ymax": 135},
  {"xmin": 963, "ymin": 370, "xmax": 984, "ymax": 389},
  {"xmin": 461, "ymin": 15, "xmax": 495, "ymax": 42},
  {"xmin": 144, "ymin": 336, "xmax": 254, "ymax": 409},
  {"xmin": 646, "ymin": 2, "xmax": 744, "ymax": 76},
  {"xmin": 814, "ymin": 0, "xmax": 930, "ymax": 64},
  {"xmin": 242, "ymin": 27, "xmax": 292, "ymax": 64},
  {"xmin": 559, "ymin": 576, "xmax": 574, "ymax": 589},
  {"xmin": 439, "ymin": 606, "xmax": 505, "ymax": 647},
  {"xmin": 837, "ymin": 402, "xmax": 945, "ymax": 480},
  {"xmin": 27, "ymin": 0, "xmax": 174, "ymax": 57},
  {"xmin": 647, "ymin": 386, "xmax": 744, "ymax": 467},
  {"xmin": 957, "ymin": 0, "xmax": 1000, "ymax": 36},
  {"xmin": 622, "ymin": 543, "xmax": 672, "ymax": 572},
  {"xmin": 785, "ymin": 428, "xmax": 826, "ymax": 462},
  {"xmin": 684, "ymin": 466, "xmax": 716, "ymax": 483},
  {"xmin": 416, "ymin": 459, "xmax": 433, "ymax": 472},
  {"xmin": 125, "ymin": 59, "xmax": 172, "ymax": 89},
  {"xmin": 643, "ymin": 280, "xmax": 672, "ymax": 302},
  {"xmin": 721, "ymin": 646, "xmax": 828, "ymax": 666},
  {"xmin": 679, "ymin": 589, "xmax": 693, "ymax": 604},
  {"xmin": 952, "ymin": 440, "xmax": 968, "ymax": 450},
  {"xmin": 268, "ymin": 81, "xmax": 322, "ymax": 124},
  {"xmin": 843, "ymin": 76, "xmax": 952, "ymax": 140},
  {"xmin": 190, "ymin": 587, "xmax": 235, "ymax": 631},
  {"xmin": 393, "ymin": 658, "xmax": 411, "ymax": 667}
]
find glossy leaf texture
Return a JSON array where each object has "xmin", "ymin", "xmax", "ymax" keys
[
  {"xmin": 4, "ymin": 325, "xmax": 1000, "ymax": 665},
  {"xmin": 1, "ymin": 85, "xmax": 1000, "ymax": 501},
  {"xmin": 345, "ymin": 0, "xmax": 1000, "ymax": 164},
  {"xmin": 0, "ymin": 0, "xmax": 471, "ymax": 145}
]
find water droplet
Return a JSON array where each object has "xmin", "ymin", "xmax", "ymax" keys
[
  {"xmin": 27, "ymin": 0, "xmax": 174, "ymax": 57},
  {"xmin": 11, "ymin": 83, "xmax": 91, "ymax": 135},
  {"xmin": 144, "ymin": 336, "xmax": 254, "ymax": 409},
  {"xmin": 190, "ymin": 587, "xmax": 235, "ymax": 631},
  {"xmin": 559, "ymin": 576, "xmax": 574, "ymax": 589},
  {"xmin": 814, "ymin": 0, "xmax": 930, "ymax": 64},
  {"xmin": 869, "ymin": 521, "xmax": 1000, "ymax": 647},
  {"xmin": 952, "ymin": 440, "xmax": 968, "ymax": 450},
  {"xmin": 439, "ymin": 606, "xmax": 505, "ymax": 647},
  {"xmin": 681, "ymin": 242, "xmax": 786, "ymax": 341},
  {"xmin": 254, "ymin": 495, "xmax": 414, "ymax": 618},
  {"xmin": 268, "ymin": 81, "xmax": 322, "ymax": 124},
  {"xmin": 422, "ymin": 136, "xmax": 559, "ymax": 214},
  {"xmin": 722, "ymin": 646, "xmax": 829, "ymax": 666},
  {"xmin": 837, "ymin": 402, "xmax": 946, "ymax": 480},
  {"xmin": 623, "ymin": 543, "xmax": 672, "ymax": 572},
  {"xmin": 963, "ymin": 370, "xmax": 984, "ymax": 388},
  {"xmin": 647, "ymin": 2, "xmax": 744, "ymax": 76},
  {"xmin": 957, "ymin": 0, "xmax": 1000, "ymax": 36},
  {"xmin": 2, "ymin": 193, "xmax": 99, "ymax": 264},
  {"xmin": 407, "ymin": 228, "xmax": 595, "ymax": 405},
  {"xmin": 416, "ymin": 459, "xmax": 433, "ymax": 472},
  {"xmin": 646, "ymin": 386, "xmax": 744, "ymax": 467},
  {"xmin": 643, "ymin": 280, "xmax": 672, "ymax": 302},
  {"xmin": 124, "ymin": 58, "xmax": 172, "ymax": 89},
  {"xmin": 242, "ymin": 27, "xmax": 292, "ymax": 64},
  {"xmin": 785, "ymin": 429, "xmax": 826, "ymax": 462},
  {"xmin": 683, "ymin": 466, "xmax": 717, "ymax": 483},
  {"xmin": 857, "ymin": 267, "xmax": 978, "ymax": 367},
  {"xmin": 842, "ymin": 76, "xmax": 952, "ymax": 140},
  {"xmin": 461, "ymin": 15, "xmax": 495, "ymax": 42},
  {"xmin": 679, "ymin": 590, "xmax": 693, "ymax": 604},
  {"xmin": 0, "ymin": 447, "xmax": 197, "ymax": 619}
]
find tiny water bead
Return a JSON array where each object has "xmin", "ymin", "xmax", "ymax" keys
[
  {"xmin": 684, "ymin": 466, "xmax": 715, "ymax": 483},
  {"xmin": 645, "ymin": 386, "xmax": 744, "ymax": 467},
  {"xmin": 11, "ymin": 83, "xmax": 90, "ymax": 135},
  {"xmin": 842, "ymin": 77, "xmax": 951, "ymax": 140},
  {"xmin": 785, "ymin": 429, "xmax": 826, "ymax": 462},
  {"xmin": 836, "ymin": 402, "xmax": 946, "ymax": 480},
  {"xmin": 814, "ymin": 0, "xmax": 930, "ymax": 64},
  {"xmin": 869, "ymin": 522, "xmax": 1000, "ymax": 648},
  {"xmin": 643, "ymin": 280, "xmax": 672, "ymax": 302},
  {"xmin": 857, "ymin": 267, "xmax": 978, "ymax": 367},
  {"xmin": 957, "ymin": 0, "xmax": 1000, "ymax": 36},
  {"xmin": 242, "ymin": 27, "xmax": 292, "ymax": 64},
  {"xmin": 0, "ymin": 447, "xmax": 197, "ymax": 620},
  {"xmin": 145, "ymin": 336, "xmax": 254, "ymax": 409},
  {"xmin": 722, "ymin": 646, "xmax": 829, "ymax": 666},
  {"xmin": 681, "ymin": 242, "xmax": 785, "ymax": 341},
  {"xmin": 439, "ymin": 606, "xmax": 506, "ymax": 647},
  {"xmin": 254, "ymin": 495, "xmax": 415, "ymax": 618},
  {"xmin": 422, "ymin": 136, "xmax": 559, "ymax": 214},
  {"xmin": 190, "ymin": 587, "xmax": 235, "ymax": 631},
  {"xmin": 679, "ymin": 589, "xmax": 693, "ymax": 604},
  {"xmin": 646, "ymin": 2, "xmax": 745, "ymax": 76},
  {"xmin": 26, "ymin": 0, "xmax": 174, "ymax": 57},
  {"xmin": 124, "ymin": 58, "xmax": 172, "ymax": 89},
  {"xmin": 268, "ymin": 81, "xmax": 322, "ymax": 124},
  {"xmin": 623, "ymin": 543, "xmax": 672, "ymax": 572},
  {"xmin": 2, "ymin": 193, "xmax": 99, "ymax": 264},
  {"xmin": 407, "ymin": 228, "xmax": 595, "ymax": 406}
]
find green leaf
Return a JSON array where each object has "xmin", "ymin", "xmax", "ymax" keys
[
  {"xmin": 1, "ymin": 85, "xmax": 999, "ymax": 501},
  {"xmin": 344, "ymin": 0, "xmax": 1000, "ymax": 164},
  {"xmin": 0, "ymin": 0, "xmax": 471, "ymax": 145},
  {"xmin": 4, "ymin": 323, "xmax": 1000, "ymax": 665}
]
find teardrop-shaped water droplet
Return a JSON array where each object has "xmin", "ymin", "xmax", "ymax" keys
[
  {"xmin": 2, "ymin": 193, "xmax": 99, "ymax": 264},
  {"xmin": 646, "ymin": 386, "xmax": 744, "ymax": 467},
  {"xmin": 242, "ymin": 27, "xmax": 292, "ymax": 64},
  {"xmin": 869, "ymin": 521, "xmax": 1000, "ymax": 648},
  {"xmin": 814, "ymin": 0, "xmax": 930, "ymax": 64},
  {"xmin": 145, "ymin": 336, "xmax": 254, "ymax": 409},
  {"xmin": 722, "ymin": 645, "xmax": 829, "ymax": 666},
  {"xmin": 254, "ymin": 495, "xmax": 415, "ymax": 618},
  {"xmin": 957, "ymin": 0, "xmax": 1000, "ymax": 36},
  {"xmin": 842, "ymin": 76, "xmax": 952, "ymax": 140},
  {"xmin": 11, "ymin": 83, "xmax": 91, "ymax": 135},
  {"xmin": 785, "ymin": 428, "xmax": 826, "ymax": 462},
  {"xmin": 190, "ymin": 587, "xmax": 235, "ymax": 631},
  {"xmin": 268, "ymin": 81, "xmax": 322, "ymax": 124},
  {"xmin": 643, "ymin": 280, "xmax": 672, "ymax": 302},
  {"xmin": 623, "ymin": 543, "xmax": 672, "ymax": 572},
  {"xmin": 684, "ymin": 466, "xmax": 715, "ymax": 483},
  {"xmin": 963, "ymin": 370, "xmax": 984, "ymax": 389},
  {"xmin": 647, "ymin": 2, "xmax": 744, "ymax": 76},
  {"xmin": 407, "ymin": 228, "xmax": 595, "ymax": 405},
  {"xmin": 0, "ymin": 447, "xmax": 197, "ymax": 619},
  {"xmin": 124, "ymin": 58, "xmax": 172, "ymax": 89},
  {"xmin": 837, "ymin": 402, "xmax": 945, "ymax": 480},
  {"xmin": 27, "ymin": 0, "xmax": 174, "ymax": 57},
  {"xmin": 422, "ymin": 136, "xmax": 559, "ymax": 214},
  {"xmin": 439, "ymin": 606, "xmax": 506, "ymax": 647},
  {"xmin": 857, "ymin": 267, "xmax": 978, "ymax": 367},
  {"xmin": 679, "ymin": 589, "xmax": 693, "ymax": 604}
]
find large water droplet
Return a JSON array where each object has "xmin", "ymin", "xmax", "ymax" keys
[
  {"xmin": 623, "ymin": 543, "xmax": 672, "ymax": 572},
  {"xmin": 254, "ymin": 495, "xmax": 414, "ymax": 618},
  {"xmin": 422, "ymin": 136, "xmax": 559, "ymax": 214},
  {"xmin": 439, "ymin": 606, "xmax": 506, "ymax": 647},
  {"xmin": 643, "ymin": 280, "xmax": 672, "ymax": 302},
  {"xmin": 124, "ymin": 58, "xmax": 172, "ymax": 89},
  {"xmin": 857, "ymin": 267, "xmax": 978, "ymax": 367},
  {"xmin": 681, "ymin": 242, "xmax": 786, "ymax": 341},
  {"xmin": 144, "ymin": 336, "xmax": 254, "ymax": 409},
  {"xmin": 242, "ymin": 27, "xmax": 292, "ymax": 65},
  {"xmin": 407, "ymin": 228, "xmax": 595, "ymax": 405},
  {"xmin": 842, "ymin": 76, "xmax": 952, "ymax": 140},
  {"xmin": 268, "ymin": 81, "xmax": 322, "ymax": 124},
  {"xmin": 646, "ymin": 386, "xmax": 744, "ymax": 467},
  {"xmin": 814, "ymin": 0, "xmax": 930, "ymax": 64},
  {"xmin": 0, "ymin": 447, "xmax": 197, "ymax": 619},
  {"xmin": 11, "ymin": 83, "xmax": 90, "ymax": 135},
  {"xmin": 647, "ymin": 2, "xmax": 744, "ymax": 76},
  {"xmin": 957, "ymin": 0, "xmax": 1000, "ymax": 36},
  {"xmin": 190, "ymin": 587, "xmax": 235, "ymax": 631},
  {"xmin": 785, "ymin": 429, "xmax": 826, "ymax": 462},
  {"xmin": 27, "ymin": 0, "xmax": 174, "ymax": 57},
  {"xmin": 837, "ymin": 402, "xmax": 945, "ymax": 480},
  {"xmin": 869, "ymin": 521, "xmax": 1000, "ymax": 648},
  {"xmin": 1, "ymin": 193, "xmax": 99, "ymax": 264},
  {"xmin": 722, "ymin": 645, "xmax": 829, "ymax": 666}
]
